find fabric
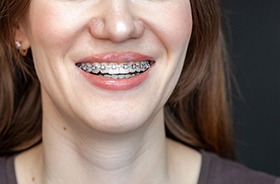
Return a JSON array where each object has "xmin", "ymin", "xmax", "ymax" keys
[
  {"xmin": 198, "ymin": 151, "xmax": 280, "ymax": 184},
  {"xmin": 0, "ymin": 156, "xmax": 17, "ymax": 184},
  {"xmin": 0, "ymin": 151, "xmax": 279, "ymax": 184}
]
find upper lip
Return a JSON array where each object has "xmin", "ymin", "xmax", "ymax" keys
[{"xmin": 77, "ymin": 52, "xmax": 155, "ymax": 64}]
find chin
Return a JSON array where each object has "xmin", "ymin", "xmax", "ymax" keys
[{"xmin": 79, "ymin": 109, "xmax": 152, "ymax": 135}]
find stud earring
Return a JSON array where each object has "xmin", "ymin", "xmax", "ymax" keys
[
  {"xmin": 15, "ymin": 41, "xmax": 28, "ymax": 56},
  {"xmin": 15, "ymin": 41, "xmax": 22, "ymax": 50}
]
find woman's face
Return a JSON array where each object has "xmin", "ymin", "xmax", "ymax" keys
[{"xmin": 18, "ymin": 0, "xmax": 193, "ymax": 133}]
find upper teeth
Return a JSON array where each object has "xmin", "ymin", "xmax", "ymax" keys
[{"xmin": 77, "ymin": 61, "xmax": 151, "ymax": 75}]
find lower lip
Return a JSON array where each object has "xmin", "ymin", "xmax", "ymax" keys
[{"xmin": 78, "ymin": 69, "xmax": 152, "ymax": 91}]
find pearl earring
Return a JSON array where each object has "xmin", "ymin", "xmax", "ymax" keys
[
  {"xmin": 15, "ymin": 41, "xmax": 28, "ymax": 56},
  {"xmin": 15, "ymin": 41, "xmax": 21, "ymax": 50}
]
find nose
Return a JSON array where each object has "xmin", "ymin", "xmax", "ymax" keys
[{"xmin": 89, "ymin": 1, "xmax": 144, "ymax": 42}]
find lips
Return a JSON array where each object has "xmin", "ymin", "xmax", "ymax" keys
[{"xmin": 76, "ymin": 52, "xmax": 155, "ymax": 90}]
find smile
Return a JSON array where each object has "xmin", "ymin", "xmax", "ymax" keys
[{"xmin": 76, "ymin": 60, "xmax": 153, "ymax": 79}]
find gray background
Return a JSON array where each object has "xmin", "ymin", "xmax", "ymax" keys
[{"xmin": 223, "ymin": 0, "xmax": 280, "ymax": 176}]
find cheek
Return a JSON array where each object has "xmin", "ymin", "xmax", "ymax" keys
[
  {"xmin": 151, "ymin": 3, "xmax": 193, "ymax": 52},
  {"xmin": 27, "ymin": 1, "xmax": 87, "ymax": 50}
]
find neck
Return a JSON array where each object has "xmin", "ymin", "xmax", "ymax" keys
[{"xmin": 40, "ymin": 109, "xmax": 169, "ymax": 184}]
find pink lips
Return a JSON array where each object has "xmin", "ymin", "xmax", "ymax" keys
[{"xmin": 76, "ymin": 52, "xmax": 155, "ymax": 91}]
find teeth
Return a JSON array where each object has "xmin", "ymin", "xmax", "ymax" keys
[
  {"xmin": 100, "ymin": 63, "xmax": 109, "ymax": 74},
  {"xmin": 130, "ymin": 63, "xmax": 137, "ymax": 73},
  {"xmin": 77, "ymin": 61, "xmax": 152, "ymax": 78},
  {"xmin": 92, "ymin": 63, "xmax": 100, "ymax": 74},
  {"xmin": 108, "ymin": 63, "xmax": 118, "ymax": 74},
  {"xmin": 102, "ymin": 74, "xmax": 134, "ymax": 79}
]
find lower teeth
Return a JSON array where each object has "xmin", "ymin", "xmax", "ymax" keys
[{"xmin": 101, "ymin": 73, "xmax": 139, "ymax": 79}]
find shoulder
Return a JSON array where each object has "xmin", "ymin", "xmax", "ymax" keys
[
  {"xmin": 0, "ymin": 156, "xmax": 17, "ymax": 184},
  {"xmin": 198, "ymin": 150, "xmax": 280, "ymax": 184}
]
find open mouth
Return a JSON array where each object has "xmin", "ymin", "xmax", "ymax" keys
[{"xmin": 76, "ymin": 60, "xmax": 154, "ymax": 79}]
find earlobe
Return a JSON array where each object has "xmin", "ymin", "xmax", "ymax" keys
[{"xmin": 14, "ymin": 21, "xmax": 30, "ymax": 56}]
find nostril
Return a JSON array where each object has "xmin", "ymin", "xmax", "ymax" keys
[
  {"xmin": 133, "ymin": 19, "xmax": 144, "ymax": 37},
  {"xmin": 88, "ymin": 17, "xmax": 106, "ymax": 39},
  {"xmin": 91, "ymin": 18, "xmax": 105, "ymax": 30}
]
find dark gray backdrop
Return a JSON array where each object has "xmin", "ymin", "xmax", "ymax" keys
[{"xmin": 223, "ymin": 0, "xmax": 280, "ymax": 176}]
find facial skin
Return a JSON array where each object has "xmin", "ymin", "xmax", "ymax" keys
[
  {"xmin": 18, "ymin": 0, "xmax": 193, "ymax": 135},
  {"xmin": 15, "ymin": 1, "xmax": 198, "ymax": 183}
]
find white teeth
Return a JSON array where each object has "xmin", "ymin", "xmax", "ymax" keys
[
  {"xmin": 101, "ymin": 74, "xmax": 133, "ymax": 79},
  {"xmin": 108, "ymin": 63, "xmax": 118, "ymax": 74},
  {"xmin": 119, "ymin": 64, "xmax": 128, "ymax": 74},
  {"xmin": 92, "ymin": 63, "xmax": 100, "ymax": 74},
  {"xmin": 100, "ymin": 63, "xmax": 109, "ymax": 74},
  {"xmin": 77, "ymin": 61, "xmax": 152, "ymax": 78},
  {"xmin": 129, "ymin": 62, "xmax": 136, "ymax": 73}
]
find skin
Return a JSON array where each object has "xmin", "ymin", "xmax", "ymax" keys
[{"xmin": 15, "ymin": 0, "xmax": 201, "ymax": 183}]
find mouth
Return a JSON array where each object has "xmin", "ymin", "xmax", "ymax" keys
[{"xmin": 76, "ymin": 60, "xmax": 155, "ymax": 79}]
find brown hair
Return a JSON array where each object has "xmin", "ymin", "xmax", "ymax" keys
[
  {"xmin": 0, "ymin": 0, "xmax": 234, "ymax": 158},
  {"xmin": 0, "ymin": 0, "xmax": 42, "ymax": 155},
  {"xmin": 165, "ymin": 0, "xmax": 234, "ymax": 158}
]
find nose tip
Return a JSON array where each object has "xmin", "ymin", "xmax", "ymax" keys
[
  {"xmin": 106, "ymin": 18, "xmax": 144, "ymax": 42},
  {"xmin": 89, "ymin": 5, "xmax": 144, "ymax": 42}
]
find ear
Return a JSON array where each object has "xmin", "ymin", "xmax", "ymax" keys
[{"xmin": 14, "ymin": 20, "xmax": 31, "ymax": 56}]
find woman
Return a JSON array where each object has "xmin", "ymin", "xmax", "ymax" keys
[{"xmin": 0, "ymin": 0, "xmax": 279, "ymax": 183}]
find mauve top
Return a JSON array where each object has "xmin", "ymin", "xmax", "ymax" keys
[{"xmin": 0, "ymin": 151, "xmax": 279, "ymax": 184}]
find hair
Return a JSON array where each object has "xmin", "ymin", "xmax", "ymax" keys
[{"xmin": 0, "ymin": 0, "xmax": 234, "ymax": 158}]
